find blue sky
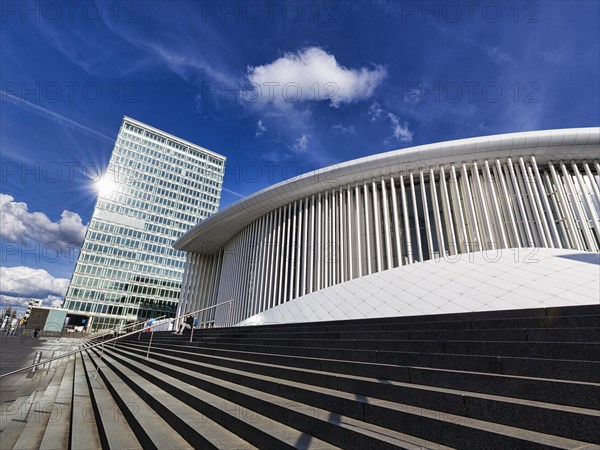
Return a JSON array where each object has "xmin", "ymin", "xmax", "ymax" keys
[{"xmin": 1, "ymin": 0, "xmax": 599, "ymax": 312}]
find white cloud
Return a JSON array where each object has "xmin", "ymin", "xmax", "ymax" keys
[
  {"xmin": 292, "ymin": 134, "xmax": 310, "ymax": 154},
  {"xmin": 368, "ymin": 102, "xmax": 384, "ymax": 121},
  {"xmin": 255, "ymin": 119, "xmax": 267, "ymax": 137},
  {"xmin": 403, "ymin": 85, "xmax": 423, "ymax": 104},
  {"xmin": 367, "ymin": 104, "xmax": 414, "ymax": 144},
  {"xmin": 387, "ymin": 113, "xmax": 414, "ymax": 142},
  {"xmin": 246, "ymin": 47, "xmax": 386, "ymax": 108},
  {"xmin": 222, "ymin": 187, "xmax": 245, "ymax": 199},
  {"xmin": 332, "ymin": 124, "xmax": 356, "ymax": 135},
  {"xmin": 0, "ymin": 193, "xmax": 87, "ymax": 248},
  {"xmin": 487, "ymin": 47, "xmax": 512, "ymax": 65},
  {"xmin": 49, "ymin": 296, "xmax": 64, "ymax": 308},
  {"xmin": 0, "ymin": 266, "xmax": 69, "ymax": 299}
]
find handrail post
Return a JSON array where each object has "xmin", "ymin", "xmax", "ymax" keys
[
  {"xmin": 189, "ymin": 314, "xmax": 194, "ymax": 343},
  {"xmin": 146, "ymin": 327, "xmax": 154, "ymax": 360},
  {"xmin": 94, "ymin": 341, "xmax": 105, "ymax": 379},
  {"xmin": 227, "ymin": 300, "xmax": 233, "ymax": 326},
  {"xmin": 112, "ymin": 322, "xmax": 119, "ymax": 348}
]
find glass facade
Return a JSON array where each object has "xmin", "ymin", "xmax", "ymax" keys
[{"xmin": 63, "ymin": 117, "xmax": 225, "ymax": 330}]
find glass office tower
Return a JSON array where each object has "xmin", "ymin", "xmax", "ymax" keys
[{"xmin": 63, "ymin": 117, "xmax": 225, "ymax": 330}]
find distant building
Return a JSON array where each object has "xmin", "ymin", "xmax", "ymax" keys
[
  {"xmin": 24, "ymin": 299, "xmax": 43, "ymax": 320},
  {"xmin": 63, "ymin": 117, "xmax": 226, "ymax": 330}
]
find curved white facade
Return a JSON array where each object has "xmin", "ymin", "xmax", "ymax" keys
[
  {"xmin": 174, "ymin": 128, "xmax": 600, "ymax": 326},
  {"xmin": 236, "ymin": 249, "xmax": 600, "ymax": 326}
]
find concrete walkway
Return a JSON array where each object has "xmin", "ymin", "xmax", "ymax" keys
[{"xmin": 0, "ymin": 333, "xmax": 83, "ymax": 405}]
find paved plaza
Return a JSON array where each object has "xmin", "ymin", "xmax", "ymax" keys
[{"xmin": 1, "ymin": 333, "xmax": 82, "ymax": 406}]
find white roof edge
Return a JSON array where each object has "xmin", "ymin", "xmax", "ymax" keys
[
  {"xmin": 175, "ymin": 127, "xmax": 600, "ymax": 252},
  {"xmin": 122, "ymin": 116, "xmax": 226, "ymax": 161}
]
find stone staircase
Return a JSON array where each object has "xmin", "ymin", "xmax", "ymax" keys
[{"xmin": 1, "ymin": 304, "xmax": 598, "ymax": 449}]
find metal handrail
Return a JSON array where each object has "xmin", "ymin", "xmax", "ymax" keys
[
  {"xmin": 0, "ymin": 300, "xmax": 233, "ymax": 378},
  {"xmin": 84, "ymin": 319, "xmax": 142, "ymax": 342},
  {"xmin": 85, "ymin": 315, "xmax": 166, "ymax": 343}
]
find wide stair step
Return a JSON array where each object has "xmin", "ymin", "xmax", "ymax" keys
[{"xmin": 117, "ymin": 339, "xmax": 600, "ymax": 409}]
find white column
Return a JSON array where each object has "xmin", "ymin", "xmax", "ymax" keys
[
  {"xmin": 429, "ymin": 168, "xmax": 446, "ymax": 257},
  {"xmin": 372, "ymin": 179, "xmax": 383, "ymax": 272},
  {"xmin": 324, "ymin": 191, "xmax": 329, "ymax": 288},
  {"xmin": 290, "ymin": 200, "xmax": 298, "ymax": 301},
  {"xmin": 530, "ymin": 157, "xmax": 561, "ymax": 248},
  {"xmin": 483, "ymin": 161, "xmax": 507, "ymax": 249},
  {"xmin": 399, "ymin": 174, "xmax": 413, "ymax": 264},
  {"xmin": 363, "ymin": 182, "xmax": 373, "ymax": 274},
  {"xmin": 460, "ymin": 163, "xmax": 482, "ymax": 251},
  {"xmin": 177, "ymin": 253, "xmax": 191, "ymax": 317},
  {"xmin": 390, "ymin": 177, "xmax": 403, "ymax": 265},
  {"xmin": 338, "ymin": 186, "xmax": 348, "ymax": 283},
  {"xmin": 419, "ymin": 171, "xmax": 434, "ymax": 260},
  {"xmin": 226, "ymin": 236, "xmax": 238, "ymax": 324},
  {"xmin": 493, "ymin": 160, "xmax": 521, "ymax": 248},
  {"xmin": 301, "ymin": 197, "xmax": 309, "ymax": 296},
  {"xmin": 526, "ymin": 164, "xmax": 553, "ymax": 248},
  {"xmin": 331, "ymin": 188, "xmax": 336, "ymax": 285},
  {"xmin": 439, "ymin": 167, "xmax": 457, "ymax": 255},
  {"xmin": 254, "ymin": 214, "xmax": 267, "ymax": 315},
  {"xmin": 503, "ymin": 162, "xmax": 527, "ymax": 244},
  {"xmin": 332, "ymin": 189, "xmax": 338, "ymax": 285},
  {"xmin": 472, "ymin": 162, "xmax": 495, "ymax": 250},
  {"xmin": 265, "ymin": 210, "xmax": 277, "ymax": 312},
  {"xmin": 231, "ymin": 231, "xmax": 244, "ymax": 322},
  {"xmin": 273, "ymin": 207, "xmax": 283, "ymax": 308},
  {"xmin": 354, "ymin": 182, "xmax": 363, "ymax": 277},
  {"xmin": 309, "ymin": 194, "xmax": 316, "ymax": 293},
  {"xmin": 281, "ymin": 204, "xmax": 291, "ymax": 304},
  {"xmin": 338, "ymin": 187, "xmax": 345, "ymax": 282},
  {"xmin": 231, "ymin": 232, "xmax": 242, "ymax": 323},
  {"xmin": 214, "ymin": 250, "xmax": 224, "ymax": 320},
  {"xmin": 450, "ymin": 165, "xmax": 470, "ymax": 254},
  {"xmin": 518, "ymin": 157, "xmax": 548, "ymax": 247},
  {"xmin": 515, "ymin": 161, "xmax": 541, "ymax": 245},
  {"xmin": 317, "ymin": 192, "xmax": 323, "ymax": 290},
  {"xmin": 346, "ymin": 185, "xmax": 353, "ymax": 279},
  {"xmin": 244, "ymin": 222, "xmax": 259, "ymax": 319},
  {"xmin": 238, "ymin": 230, "xmax": 247, "ymax": 322},
  {"xmin": 409, "ymin": 172, "xmax": 423, "ymax": 261},
  {"xmin": 507, "ymin": 158, "xmax": 534, "ymax": 246},
  {"xmin": 543, "ymin": 171, "xmax": 568, "ymax": 248},
  {"xmin": 381, "ymin": 177, "xmax": 393, "ymax": 269}
]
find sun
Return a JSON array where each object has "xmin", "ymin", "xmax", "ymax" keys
[{"xmin": 96, "ymin": 174, "xmax": 117, "ymax": 197}]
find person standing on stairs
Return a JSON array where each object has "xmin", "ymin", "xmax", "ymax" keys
[{"xmin": 173, "ymin": 314, "xmax": 194, "ymax": 335}]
